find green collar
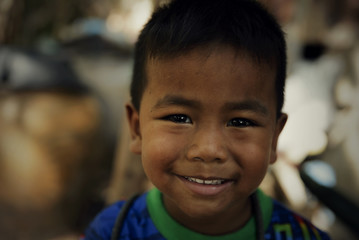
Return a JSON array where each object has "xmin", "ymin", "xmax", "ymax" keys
[{"xmin": 146, "ymin": 188, "xmax": 273, "ymax": 240}]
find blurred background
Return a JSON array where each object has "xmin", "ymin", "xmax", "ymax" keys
[{"xmin": 0, "ymin": 0, "xmax": 358, "ymax": 239}]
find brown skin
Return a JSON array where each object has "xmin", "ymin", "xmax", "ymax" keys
[{"xmin": 127, "ymin": 44, "xmax": 287, "ymax": 235}]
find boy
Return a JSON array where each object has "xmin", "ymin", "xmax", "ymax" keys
[{"xmin": 85, "ymin": 0, "xmax": 331, "ymax": 239}]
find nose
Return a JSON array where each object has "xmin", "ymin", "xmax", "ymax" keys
[{"xmin": 186, "ymin": 125, "xmax": 228, "ymax": 163}]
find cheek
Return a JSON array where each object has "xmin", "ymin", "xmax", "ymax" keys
[
  {"xmin": 141, "ymin": 129, "xmax": 183, "ymax": 178},
  {"xmin": 237, "ymin": 137, "xmax": 273, "ymax": 181}
]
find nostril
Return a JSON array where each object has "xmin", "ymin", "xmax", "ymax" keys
[
  {"xmin": 193, "ymin": 156, "xmax": 203, "ymax": 161},
  {"xmin": 186, "ymin": 145, "xmax": 226, "ymax": 163}
]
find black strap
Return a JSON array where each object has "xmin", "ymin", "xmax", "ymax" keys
[
  {"xmin": 111, "ymin": 194, "xmax": 141, "ymax": 240},
  {"xmin": 251, "ymin": 192, "xmax": 265, "ymax": 240}
]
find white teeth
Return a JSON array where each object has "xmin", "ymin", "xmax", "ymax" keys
[
  {"xmin": 185, "ymin": 177, "xmax": 224, "ymax": 185},
  {"xmin": 195, "ymin": 178, "xmax": 204, "ymax": 184}
]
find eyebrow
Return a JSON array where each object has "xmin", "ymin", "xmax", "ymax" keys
[
  {"xmin": 224, "ymin": 100, "xmax": 269, "ymax": 116},
  {"xmin": 152, "ymin": 95, "xmax": 200, "ymax": 110},
  {"xmin": 152, "ymin": 95, "xmax": 269, "ymax": 116}
]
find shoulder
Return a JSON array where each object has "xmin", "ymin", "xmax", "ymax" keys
[
  {"xmin": 84, "ymin": 193, "xmax": 149, "ymax": 240},
  {"xmin": 266, "ymin": 199, "xmax": 331, "ymax": 240}
]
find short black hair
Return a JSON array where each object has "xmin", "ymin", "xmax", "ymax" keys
[{"xmin": 131, "ymin": 0, "xmax": 286, "ymax": 117}]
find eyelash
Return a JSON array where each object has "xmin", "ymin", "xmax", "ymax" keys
[
  {"xmin": 227, "ymin": 118, "xmax": 256, "ymax": 128},
  {"xmin": 162, "ymin": 115, "xmax": 255, "ymax": 127},
  {"xmin": 162, "ymin": 114, "xmax": 192, "ymax": 124}
]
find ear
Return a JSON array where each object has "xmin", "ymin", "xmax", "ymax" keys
[
  {"xmin": 126, "ymin": 102, "xmax": 142, "ymax": 154},
  {"xmin": 270, "ymin": 113, "xmax": 287, "ymax": 164}
]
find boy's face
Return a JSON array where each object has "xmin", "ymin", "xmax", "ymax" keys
[{"xmin": 127, "ymin": 45, "xmax": 287, "ymax": 234}]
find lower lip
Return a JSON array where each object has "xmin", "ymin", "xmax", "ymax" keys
[{"xmin": 179, "ymin": 177, "xmax": 233, "ymax": 196}]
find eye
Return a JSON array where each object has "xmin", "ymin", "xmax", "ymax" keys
[
  {"xmin": 163, "ymin": 114, "xmax": 192, "ymax": 124},
  {"xmin": 227, "ymin": 118, "xmax": 255, "ymax": 128}
]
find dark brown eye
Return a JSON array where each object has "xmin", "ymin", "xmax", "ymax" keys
[
  {"xmin": 163, "ymin": 114, "xmax": 192, "ymax": 124},
  {"xmin": 227, "ymin": 118, "xmax": 255, "ymax": 127}
]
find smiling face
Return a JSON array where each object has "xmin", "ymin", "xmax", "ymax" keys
[{"xmin": 127, "ymin": 45, "xmax": 287, "ymax": 235}]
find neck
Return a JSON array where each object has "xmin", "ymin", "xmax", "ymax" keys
[{"xmin": 163, "ymin": 196, "xmax": 253, "ymax": 235}]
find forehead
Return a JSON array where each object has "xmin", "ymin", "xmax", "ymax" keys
[
  {"xmin": 146, "ymin": 45, "xmax": 275, "ymax": 90},
  {"xmin": 141, "ymin": 45, "xmax": 277, "ymax": 117}
]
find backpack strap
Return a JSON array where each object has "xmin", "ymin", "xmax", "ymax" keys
[
  {"xmin": 111, "ymin": 194, "xmax": 141, "ymax": 240},
  {"xmin": 251, "ymin": 191, "xmax": 264, "ymax": 240}
]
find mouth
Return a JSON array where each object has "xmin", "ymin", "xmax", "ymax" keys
[
  {"xmin": 182, "ymin": 176, "xmax": 229, "ymax": 185},
  {"xmin": 178, "ymin": 175, "xmax": 234, "ymax": 196}
]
